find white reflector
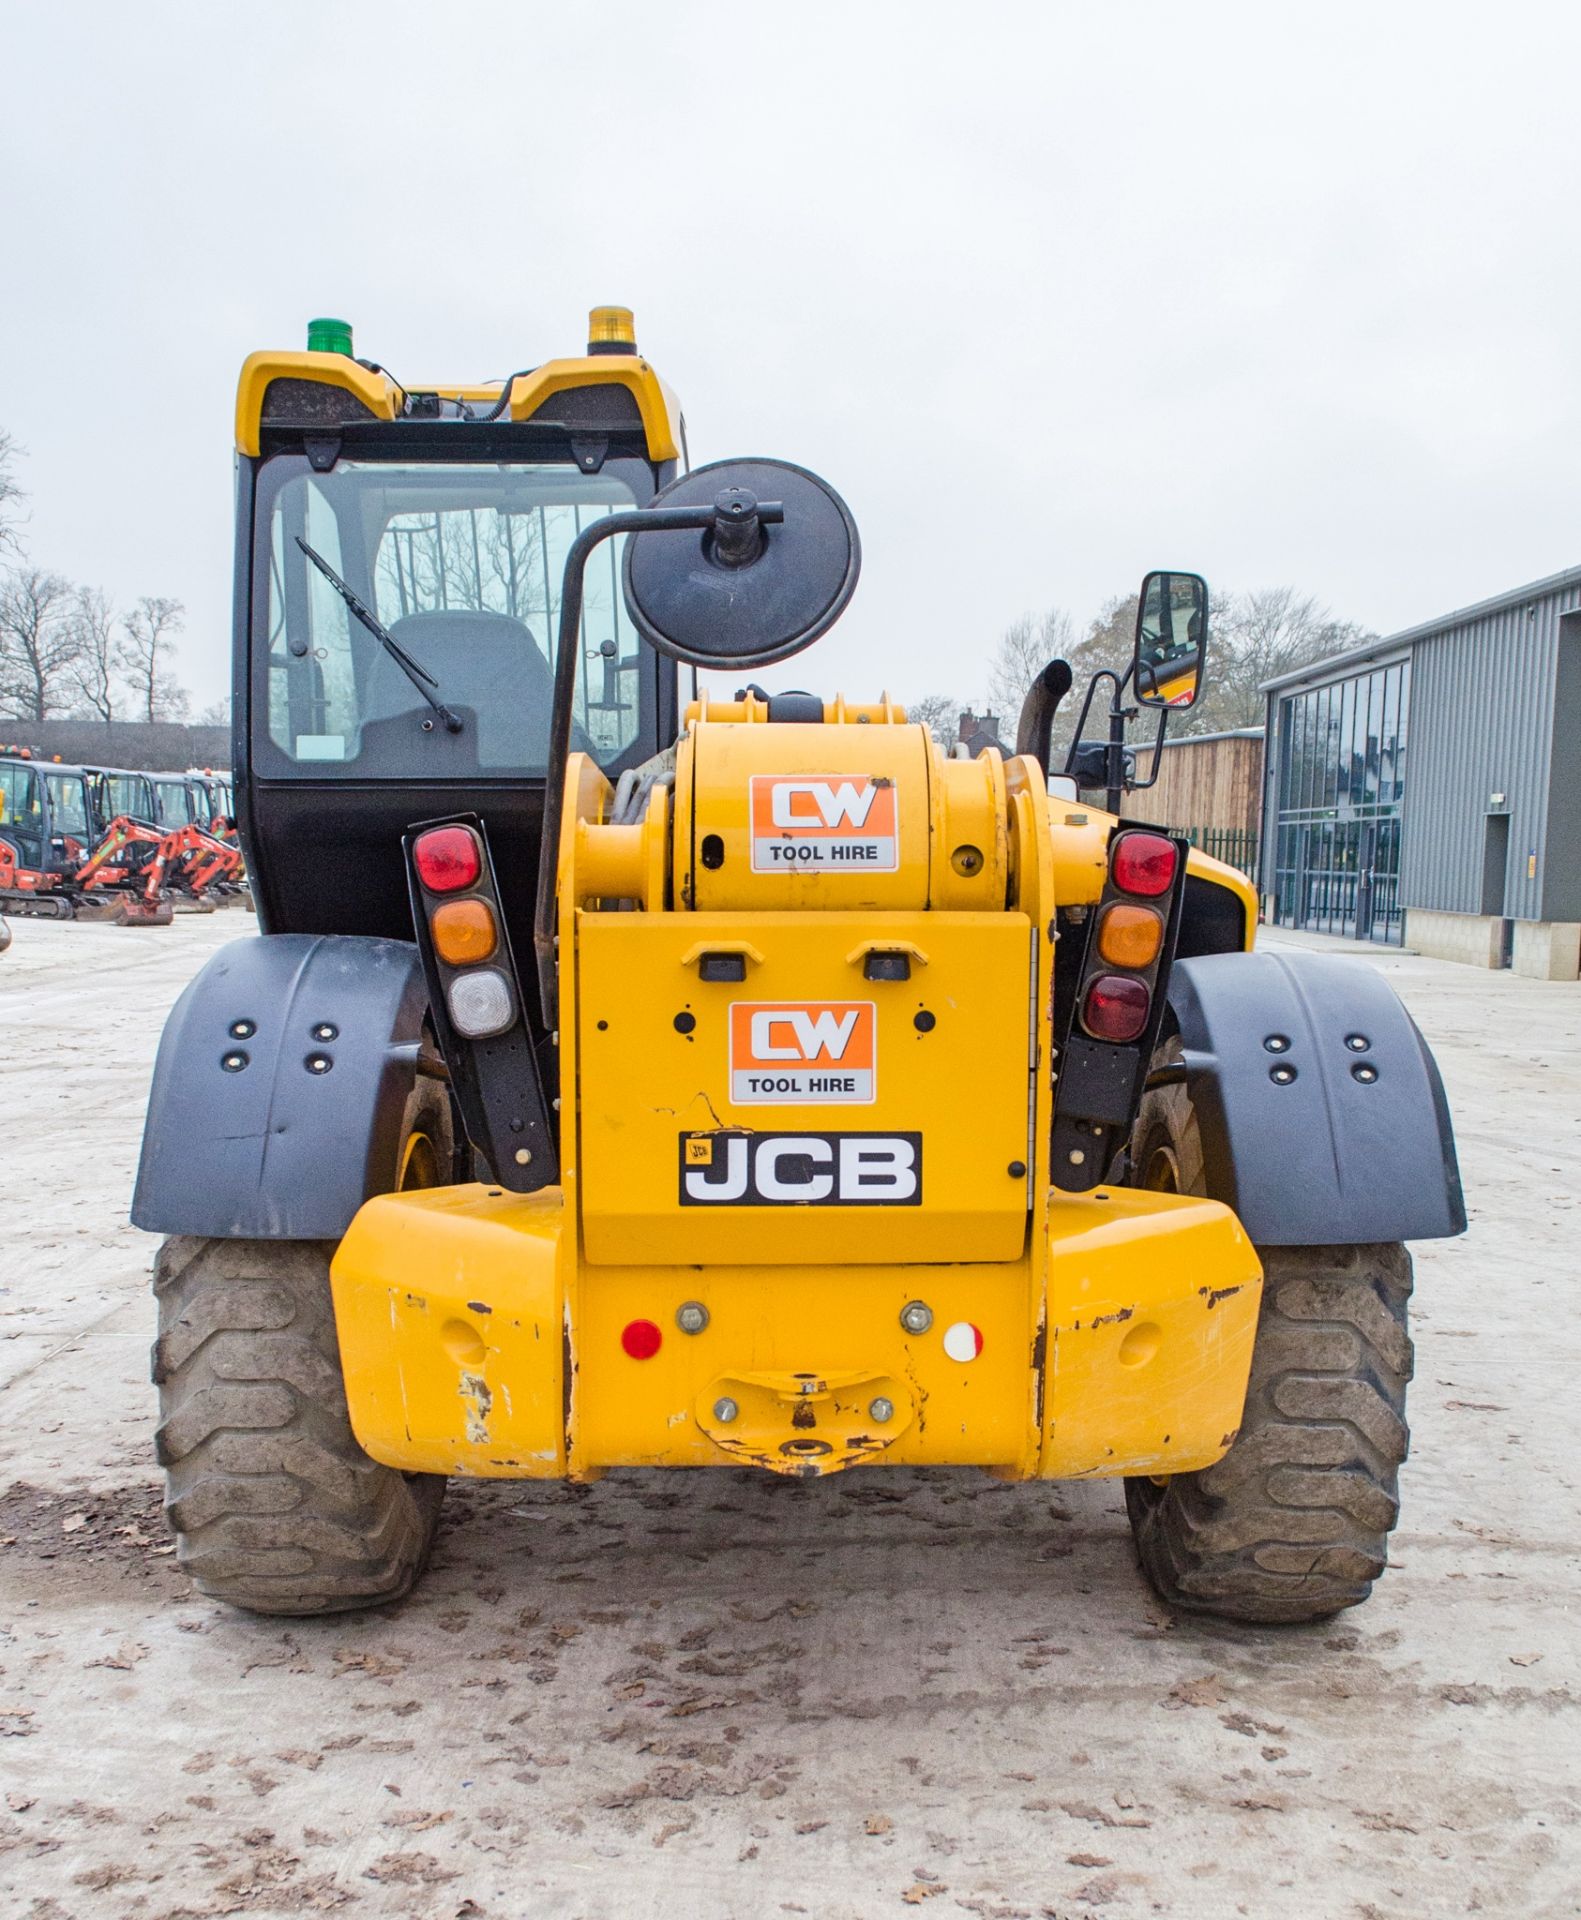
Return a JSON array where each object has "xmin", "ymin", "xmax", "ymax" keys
[{"xmin": 447, "ymin": 967, "xmax": 515, "ymax": 1039}]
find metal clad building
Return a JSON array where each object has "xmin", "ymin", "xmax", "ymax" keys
[{"xmin": 1260, "ymin": 565, "xmax": 1581, "ymax": 979}]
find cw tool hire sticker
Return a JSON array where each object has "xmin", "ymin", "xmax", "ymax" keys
[
  {"xmin": 749, "ymin": 775, "xmax": 899, "ymax": 871},
  {"xmin": 729, "ymin": 1001, "xmax": 876, "ymax": 1104}
]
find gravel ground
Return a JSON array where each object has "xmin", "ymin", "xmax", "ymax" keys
[{"xmin": 0, "ymin": 911, "xmax": 1577, "ymax": 1919}]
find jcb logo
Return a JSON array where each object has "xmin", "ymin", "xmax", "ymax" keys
[
  {"xmin": 729, "ymin": 1000, "xmax": 876, "ymax": 1104},
  {"xmin": 749, "ymin": 775, "xmax": 899, "ymax": 872},
  {"xmin": 679, "ymin": 1131, "xmax": 921, "ymax": 1206}
]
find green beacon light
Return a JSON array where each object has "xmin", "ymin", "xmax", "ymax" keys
[{"xmin": 307, "ymin": 316, "xmax": 355, "ymax": 357}]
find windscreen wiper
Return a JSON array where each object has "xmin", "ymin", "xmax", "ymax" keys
[{"xmin": 294, "ymin": 536, "xmax": 464, "ymax": 734}]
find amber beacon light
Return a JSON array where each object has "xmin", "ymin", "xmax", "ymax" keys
[{"xmin": 587, "ymin": 305, "xmax": 637, "ymax": 354}]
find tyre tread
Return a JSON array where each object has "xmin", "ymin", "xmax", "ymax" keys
[
  {"xmin": 152, "ymin": 1235, "xmax": 443, "ymax": 1616},
  {"xmin": 1127, "ymin": 1242, "xmax": 1412, "ymax": 1622}
]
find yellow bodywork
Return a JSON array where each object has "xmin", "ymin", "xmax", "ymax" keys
[
  {"xmin": 331, "ymin": 702, "xmax": 1263, "ymax": 1484},
  {"xmin": 334, "ymin": 1182, "xmax": 1259, "ymax": 1480}
]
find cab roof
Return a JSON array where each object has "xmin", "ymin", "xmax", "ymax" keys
[{"xmin": 236, "ymin": 310, "xmax": 684, "ymax": 465}]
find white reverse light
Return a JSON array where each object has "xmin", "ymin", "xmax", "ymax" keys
[{"xmin": 447, "ymin": 967, "xmax": 516, "ymax": 1038}]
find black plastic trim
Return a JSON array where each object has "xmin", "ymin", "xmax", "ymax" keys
[
  {"xmin": 132, "ymin": 934, "xmax": 431, "ymax": 1239},
  {"xmin": 1166, "ymin": 950, "xmax": 1467, "ymax": 1244}
]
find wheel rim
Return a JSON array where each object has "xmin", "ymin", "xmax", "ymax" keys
[
  {"xmin": 398, "ymin": 1129, "xmax": 441, "ymax": 1191},
  {"xmin": 1141, "ymin": 1137, "xmax": 1182, "ymax": 1193}
]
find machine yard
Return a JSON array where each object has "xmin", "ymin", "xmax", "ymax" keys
[{"xmin": 1, "ymin": 914, "xmax": 1576, "ymax": 1919}]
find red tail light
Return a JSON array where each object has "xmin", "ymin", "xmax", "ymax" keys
[
  {"xmin": 1110, "ymin": 830, "xmax": 1177, "ymax": 898},
  {"xmin": 413, "ymin": 824, "xmax": 481, "ymax": 894},
  {"xmin": 1082, "ymin": 973, "xmax": 1151, "ymax": 1043}
]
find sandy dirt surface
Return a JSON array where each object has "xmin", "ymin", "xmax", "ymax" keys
[{"xmin": 0, "ymin": 912, "xmax": 1577, "ymax": 1919}]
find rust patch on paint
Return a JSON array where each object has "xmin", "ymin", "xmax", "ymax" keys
[
  {"xmin": 459, "ymin": 1371, "xmax": 493, "ymax": 1444},
  {"xmin": 1198, "ymin": 1284, "xmax": 1245, "ymax": 1310},
  {"xmin": 1091, "ymin": 1305, "xmax": 1135, "ymax": 1328}
]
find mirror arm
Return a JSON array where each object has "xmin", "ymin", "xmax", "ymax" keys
[
  {"xmin": 1060, "ymin": 668, "xmax": 1115, "ymax": 778},
  {"xmin": 1105, "ymin": 683, "xmax": 1129, "ymax": 816},
  {"xmin": 533, "ymin": 505, "xmax": 705, "ymax": 1032},
  {"xmin": 1128, "ymin": 704, "xmax": 1170, "ymax": 793},
  {"xmin": 531, "ymin": 498, "xmax": 783, "ymax": 1036}
]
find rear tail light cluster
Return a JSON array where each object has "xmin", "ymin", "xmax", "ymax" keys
[
  {"xmin": 404, "ymin": 811, "xmax": 557, "ymax": 1194},
  {"xmin": 411, "ymin": 823, "xmax": 517, "ymax": 1039},
  {"xmin": 1053, "ymin": 828, "xmax": 1188, "ymax": 1191},
  {"xmin": 1079, "ymin": 832, "xmax": 1177, "ymax": 1044}
]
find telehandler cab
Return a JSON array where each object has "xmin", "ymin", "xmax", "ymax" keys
[{"xmin": 134, "ymin": 310, "xmax": 1464, "ymax": 1625}]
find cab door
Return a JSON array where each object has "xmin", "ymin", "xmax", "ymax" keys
[{"xmin": 0, "ymin": 762, "xmax": 45, "ymax": 873}]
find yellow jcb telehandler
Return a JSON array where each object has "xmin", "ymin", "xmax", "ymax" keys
[{"xmin": 134, "ymin": 310, "xmax": 1464, "ymax": 1623}]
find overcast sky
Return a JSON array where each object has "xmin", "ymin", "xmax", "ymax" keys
[{"xmin": 3, "ymin": 1, "xmax": 1577, "ymax": 715}]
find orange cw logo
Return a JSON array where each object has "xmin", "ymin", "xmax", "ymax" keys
[
  {"xmin": 748, "ymin": 775, "xmax": 899, "ymax": 873},
  {"xmin": 728, "ymin": 1000, "xmax": 876, "ymax": 1104}
]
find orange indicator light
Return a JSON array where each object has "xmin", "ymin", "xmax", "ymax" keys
[
  {"xmin": 1096, "ymin": 902, "xmax": 1163, "ymax": 970},
  {"xmin": 432, "ymin": 897, "xmax": 498, "ymax": 966}
]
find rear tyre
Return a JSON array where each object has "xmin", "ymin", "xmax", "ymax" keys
[
  {"xmin": 150, "ymin": 1078, "xmax": 453, "ymax": 1616},
  {"xmin": 1124, "ymin": 1043, "xmax": 1414, "ymax": 1624}
]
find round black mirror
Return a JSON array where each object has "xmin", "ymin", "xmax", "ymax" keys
[{"xmin": 623, "ymin": 458, "xmax": 860, "ymax": 669}]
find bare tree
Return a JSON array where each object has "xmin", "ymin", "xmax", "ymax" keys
[
  {"xmin": 66, "ymin": 586, "xmax": 120, "ymax": 722},
  {"xmin": 196, "ymin": 696, "xmax": 231, "ymax": 726},
  {"xmin": 903, "ymin": 692, "xmax": 967, "ymax": 742},
  {"xmin": 986, "ymin": 608, "xmax": 1077, "ymax": 725},
  {"xmin": 1186, "ymin": 587, "xmax": 1374, "ymax": 732},
  {"xmin": 0, "ymin": 568, "xmax": 81, "ymax": 721},
  {"xmin": 0, "ymin": 429, "xmax": 26, "ymax": 560},
  {"xmin": 117, "ymin": 595, "xmax": 190, "ymax": 723}
]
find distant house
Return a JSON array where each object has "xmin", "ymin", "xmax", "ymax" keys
[{"xmin": 956, "ymin": 709, "xmax": 1008, "ymax": 756}]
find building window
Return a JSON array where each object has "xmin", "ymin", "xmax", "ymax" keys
[{"xmin": 1270, "ymin": 661, "xmax": 1410, "ymax": 945}]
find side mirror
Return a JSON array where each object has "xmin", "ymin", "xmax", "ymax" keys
[{"xmin": 1134, "ymin": 571, "xmax": 1208, "ymax": 710}]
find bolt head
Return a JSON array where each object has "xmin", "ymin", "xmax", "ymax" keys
[
  {"xmin": 676, "ymin": 1301, "xmax": 709, "ymax": 1335},
  {"xmin": 514, "ymin": 1147, "xmax": 532, "ymax": 1166},
  {"xmin": 713, "ymin": 1396, "xmax": 739, "ymax": 1424},
  {"xmin": 869, "ymin": 1396, "xmax": 895, "ymax": 1424},
  {"xmin": 900, "ymin": 1301, "xmax": 933, "ymax": 1335}
]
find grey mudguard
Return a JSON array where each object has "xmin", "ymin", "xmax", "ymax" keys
[
  {"xmin": 133, "ymin": 934, "xmax": 431, "ymax": 1240},
  {"xmin": 1166, "ymin": 950, "xmax": 1466, "ymax": 1245}
]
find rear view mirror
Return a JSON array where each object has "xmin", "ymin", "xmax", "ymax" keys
[
  {"xmin": 1134, "ymin": 571, "xmax": 1208, "ymax": 710},
  {"xmin": 623, "ymin": 458, "xmax": 860, "ymax": 669}
]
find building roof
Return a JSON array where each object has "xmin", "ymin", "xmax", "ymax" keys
[{"xmin": 1259, "ymin": 561, "xmax": 1581, "ymax": 696}]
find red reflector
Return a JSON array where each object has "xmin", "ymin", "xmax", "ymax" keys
[
  {"xmin": 1082, "ymin": 973, "xmax": 1151, "ymax": 1044},
  {"xmin": 1110, "ymin": 831, "xmax": 1177, "ymax": 898},
  {"xmin": 413, "ymin": 825, "xmax": 481, "ymax": 894},
  {"xmin": 621, "ymin": 1319, "xmax": 662, "ymax": 1360}
]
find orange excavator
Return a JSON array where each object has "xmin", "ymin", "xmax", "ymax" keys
[{"xmin": 0, "ymin": 754, "xmax": 245, "ymax": 925}]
